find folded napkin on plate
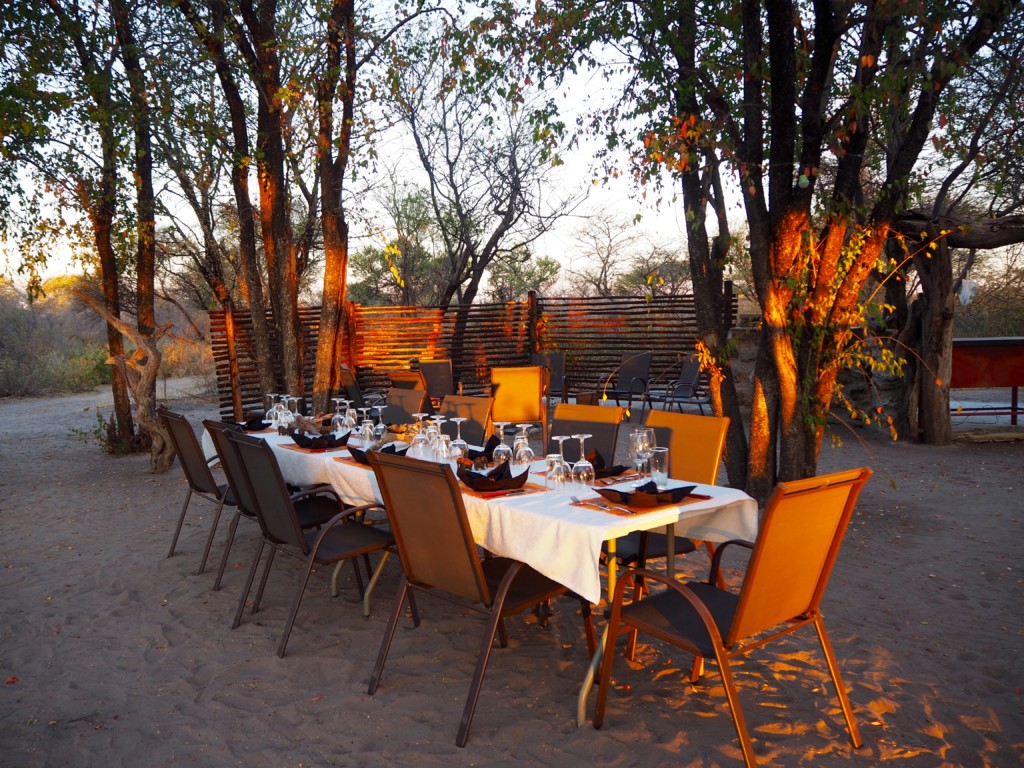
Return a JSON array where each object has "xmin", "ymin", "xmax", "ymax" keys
[
  {"xmin": 347, "ymin": 443, "xmax": 407, "ymax": 465},
  {"xmin": 466, "ymin": 434, "xmax": 501, "ymax": 461},
  {"xmin": 457, "ymin": 461, "xmax": 528, "ymax": 492},
  {"xmin": 584, "ymin": 448, "xmax": 629, "ymax": 479},
  {"xmin": 239, "ymin": 416, "xmax": 270, "ymax": 432},
  {"xmin": 290, "ymin": 430, "xmax": 350, "ymax": 449},
  {"xmin": 597, "ymin": 482, "xmax": 697, "ymax": 508}
]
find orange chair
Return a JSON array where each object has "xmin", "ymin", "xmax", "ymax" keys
[
  {"xmin": 489, "ymin": 365, "xmax": 548, "ymax": 444},
  {"xmin": 594, "ymin": 468, "xmax": 872, "ymax": 768}
]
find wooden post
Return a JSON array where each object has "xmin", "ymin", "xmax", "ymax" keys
[
  {"xmin": 527, "ymin": 290, "xmax": 540, "ymax": 354},
  {"xmin": 224, "ymin": 300, "xmax": 244, "ymax": 420}
]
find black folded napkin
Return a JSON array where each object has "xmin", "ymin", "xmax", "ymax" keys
[
  {"xmin": 346, "ymin": 442, "xmax": 406, "ymax": 465},
  {"xmin": 597, "ymin": 482, "xmax": 696, "ymax": 508},
  {"xmin": 240, "ymin": 416, "xmax": 269, "ymax": 432},
  {"xmin": 466, "ymin": 434, "xmax": 501, "ymax": 461},
  {"xmin": 290, "ymin": 430, "xmax": 349, "ymax": 449},
  {"xmin": 583, "ymin": 448, "xmax": 628, "ymax": 479},
  {"xmin": 346, "ymin": 446, "xmax": 370, "ymax": 464},
  {"xmin": 457, "ymin": 461, "xmax": 529, "ymax": 492}
]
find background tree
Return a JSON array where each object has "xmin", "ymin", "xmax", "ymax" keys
[{"xmin": 475, "ymin": 0, "xmax": 1021, "ymax": 499}]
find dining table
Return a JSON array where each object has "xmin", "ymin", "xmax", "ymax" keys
[{"xmin": 202, "ymin": 425, "xmax": 759, "ymax": 724}]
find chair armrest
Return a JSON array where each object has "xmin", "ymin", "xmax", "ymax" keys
[
  {"xmin": 289, "ymin": 483, "xmax": 341, "ymax": 503},
  {"xmin": 707, "ymin": 539, "xmax": 754, "ymax": 586}
]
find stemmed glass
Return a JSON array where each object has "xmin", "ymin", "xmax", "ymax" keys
[
  {"xmin": 628, "ymin": 428, "xmax": 654, "ymax": 487},
  {"xmin": 449, "ymin": 417, "xmax": 469, "ymax": 458},
  {"xmin": 513, "ymin": 424, "xmax": 535, "ymax": 467},
  {"xmin": 570, "ymin": 433, "xmax": 595, "ymax": 486},
  {"xmin": 330, "ymin": 397, "xmax": 347, "ymax": 433},
  {"xmin": 640, "ymin": 427, "xmax": 656, "ymax": 481},
  {"xmin": 264, "ymin": 393, "xmax": 279, "ymax": 424},
  {"xmin": 491, "ymin": 422, "xmax": 512, "ymax": 465},
  {"xmin": 275, "ymin": 396, "xmax": 294, "ymax": 432},
  {"xmin": 407, "ymin": 413, "xmax": 431, "ymax": 459},
  {"xmin": 373, "ymin": 394, "xmax": 388, "ymax": 438},
  {"xmin": 340, "ymin": 400, "xmax": 356, "ymax": 431}
]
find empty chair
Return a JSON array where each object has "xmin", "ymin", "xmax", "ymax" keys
[
  {"xmin": 594, "ymin": 468, "xmax": 872, "ymax": 768},
  {"xmin": 339, "ymin": 365, "xmax": 385, "ymax": 411},
  {"xmin": 546, "ymin": 403, "xmax": 625, "ymax": 464},
  {"xmin": 367, "ymin": 452, "xmax": 596, "ymax": 747},
  {"xmin": 437, "ymin": 395, "xmax": 494, "ymax": 446},
  {"xmin": 158, "ymin": 407, "xmax": 238, "ymax": 576},
  {"xmin": 610, "ymin": 411, "xmax": 732, "ymax": 589},
  {"xmin": 203, "ymin": 419, "xmax": 338, "ymax": 592},
  {"xmin": 490, "ymin": 365, "xmax": 548, "ymax": 443},
  {"xmin": 597, "ymin": 352, "xmax": 653, "ymax": 409},
  {"xmin": 380, "ymin": 387, "xmax": 430, "ymax": 424},
  {"xmin": 419, "ymin": 359, "xmax": 455, "ymax": 406},
  {"xmin": 388, "ymin": 369, "xmax": 426, "ymax": 390},
  {"xmin": 226, "ymin": 431, "xmax": 394, "ymax": 657},
  {"xmin": 641, "ymin": 354, "xmax": 709, "ymax": 418}
]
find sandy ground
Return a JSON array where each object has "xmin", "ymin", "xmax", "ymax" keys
[{"xmin": 1, "ymin": 380, "xmax": 1022, "ymax": 767}]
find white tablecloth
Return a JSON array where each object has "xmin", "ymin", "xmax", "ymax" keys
[{"xmin": 202, "ymin": 429, "xmax": 758, "ymax": 604}]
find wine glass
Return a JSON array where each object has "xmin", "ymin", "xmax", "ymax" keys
[
  {"xmin": 330, "ymin": 397, "xmax": 347, "ymax": 433},
  {"xmin": 513, "ymin": 423, "xmax": 535, "ymax": 467},
  {"xmin": 570, "ymin": 433, "xmax": 595, "ymax": 486},
  {"xmin": 264, "ymin": 393, "xmax": 279, "ymax": 424},
  {"xmin": 545, "ymin": 452, "xmax": 569, "ymax": 489},
  {"xmin": 449, "ymin": 417, "xmax": 470, "ymax": 457},
  {"xmin": 373, "ymin": 394, "xmax": 388, "ymax": 438},
  {"xmin": 640, "ymin": 427, "xmax": 656, "ymax": 480},
  {"xmin": 628, "ymin": 429, "xmax": 652, "ymax": 487},
  {"xmin": 491, "ymin": 422, "xmax": 513, "ymax": 465},
  {"xmin": 407, "ymin": 416, "xmax": 432, "ymax": 459},
  {"xmin": 340, "ymin": 400, "xmax": 356, "ymax": 431}
]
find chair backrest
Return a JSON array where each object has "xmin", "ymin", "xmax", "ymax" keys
[
  {"xmin": 643, "ymin": 411, "xmax": 730, "ymax": 484},
  {"xmin": 389, "ymin": 369, "xmax": 426, "ymax": 390},
  {"xmin": 368, "ymin": 452, "xmax": 493, "ymax": 606},
  {"xmin": 672, "ymin": 355, "xmax": 703, "ymax": 397},
  {"xmin": 339, "ymin": 365, "xmax": 367, "ymax": 409},
  {"xmin": 438, "ymin": 395, "xmax": 494, "ymax": 445},
  {"xmin": 202, "ymin": 420, "xmax": 247, "ymax": 507},
  {"xmin": 548, "ymin": 403, "xmax": 625, "ymax": 464},
  {"xmin": 727, "ymin": 467, "xmax": 872, "ymax": 645},
  {"xmin": 490, "ymin": 366, "xmax": 547, "ymax": 439},
  {"xmin": 420, "ymin": 360, "xmax": 455, "ymax": 400},
  {"xmin": 382, "ymin": 387, "xmax": 430, "ymax": 424},
  {"xmin": 614, "ymin": 352, "xmax": 653, "ymax": 392},
  {"xmin": 532, "ymin": 351, "xmax": 566, "ymax": 396},
  {"xmin": 158, "ymin": 407, "xmax": 219, "ymax": 496},
  {"xmin": 226, "ymin": 431, "xmax": 309, "ymax": 553}
]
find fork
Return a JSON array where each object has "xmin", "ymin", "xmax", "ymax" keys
[{"xmin": 571, "ymin": 495, "xmax": 634, "ymax": 515}]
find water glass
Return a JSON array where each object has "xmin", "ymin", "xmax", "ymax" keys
[{"xmin": 650, "ymin": 447, "xmax": 670, "ymax": 489}]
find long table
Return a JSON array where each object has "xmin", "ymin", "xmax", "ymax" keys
[
  {"xmin": 203, "ymin": 430, "xmax": 758, "ymax": 605},
  {"xmin": 204, "ymin": 428, "xmax": 758, "ymax": 724}
]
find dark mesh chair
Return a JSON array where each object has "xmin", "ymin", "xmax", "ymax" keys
[
  {"xmin": 203, "ymin": 420, "xmax": 339, "ymax": 592},
  {"xmin": 420, "ymin": 359, "xmax": 455, "ymax": 406},
  {"xmin": 339, "ymin": 365, "xmax": 385, "ymax": 411},
  {"xmin": 532, "ymin": 351, "xmax": 567, "ymax": 402},
  {"xmin": 226, "ymin": 431, "xmax": 394, "ymax": 657},
  {"xmin": 437, "ymin": 395, "xmax": 494, "ymax": 445},
  {"xmin": 367, "ymin": 452, "xmax": 596, "ymax": 747},
  {"xmin": 546, "ymin": 403, "xmax": 625, "ymax": 464},
  {"xmin": 158, "ymin": 407, "xmax": 237, "ymax": 575},
  {"xmin": 641, "ymin": 354, "xmax": 710, "ymax": 418},
  {"xmin": 597, "ymin": 352, "xmax": 653, "ymax": 410},
  {"xmin": 381, "ymin": 387, "xmax": 430, "ymax": 424},
  {"xmin": 594, "ymin": 468, "xmax": 872, "ymax": 768}
]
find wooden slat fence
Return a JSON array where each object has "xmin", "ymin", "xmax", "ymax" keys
[{"xmin": 209, "ymin": 286, "xmax": 735, "ymax": 420}]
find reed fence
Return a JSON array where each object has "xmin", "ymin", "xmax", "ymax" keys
[{"xmin": 209, "ymin": 286, "xmax": 735, "ymax": 420}]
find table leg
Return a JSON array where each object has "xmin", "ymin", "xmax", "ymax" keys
[
  {"xmin": 666, "ymin": 522, "xmax": 675, "ymax": 579},
  {"xmin": 577, "ymin": 625, "xmax": 609, "ymax": 726}
]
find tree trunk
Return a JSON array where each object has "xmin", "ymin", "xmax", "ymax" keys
[
  {"xmin": 312, "ymin": 0, "xmax": 356, "ymax": 415},
  {"xmin": 914, "ymin": 236, "xmax": 955, "ymax": 445}
]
